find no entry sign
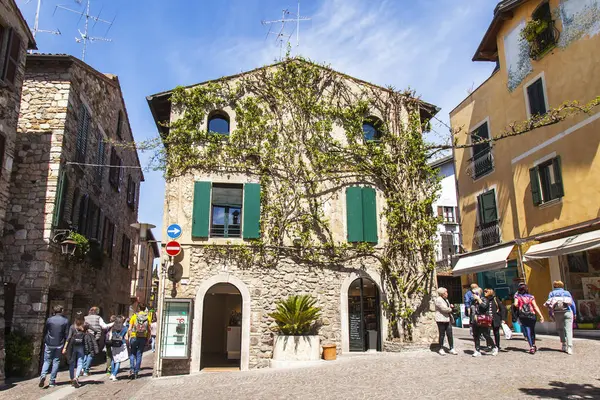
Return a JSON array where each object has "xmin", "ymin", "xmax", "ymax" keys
[{"xmin": 165, "ymin": 241, "xmax": 181, "ymax": 257}]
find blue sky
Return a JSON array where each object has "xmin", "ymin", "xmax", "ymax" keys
[{"xmin": 18, "ymin": 0, "xmax": 498, "ymax": 243}]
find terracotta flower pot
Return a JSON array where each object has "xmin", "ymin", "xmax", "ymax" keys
[{"xmin": 322, "ymin": 344, "xmax": 337, "ymax": 361}]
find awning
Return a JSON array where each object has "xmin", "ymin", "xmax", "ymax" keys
[
  {"xmin": 452, "ymin": 244, "xmax": 515, "ymax": 276},
  {"xmin": 524, "ymin": 230, "xmax": 600, "ymax": 260}
]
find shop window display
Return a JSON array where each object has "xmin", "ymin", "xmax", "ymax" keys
[
  {"xmin": 563, "ymin": 250, "xmax": 600, "ymax": 328},
  {"xmin": 161, "ymin": 299, "xmax": 193, "ymax": 358}
]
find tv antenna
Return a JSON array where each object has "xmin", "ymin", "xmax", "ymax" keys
[
  {"xmin": 55, "ymin": 0, "xmax": 115, "ymax": 62},
  {"xmin": 25, "ymin": 0, "xmax": 61, "ymax": 38},
  {"xmin": 262, "ymin": 0, "xmax": 311, "ymax": 59}
]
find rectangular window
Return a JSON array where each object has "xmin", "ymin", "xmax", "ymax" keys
[
  {"xmin": 469, "ymin": 122, "xmax": 493, "ymax": 179},
  {"xmin": 210, "ymin": 184, "xmax": 243, "ymax": 238},
  {"xmin": 477, "ymin": 189, "xmax": 498, "ymax": 225},
  {"xmin": 529, "ymin": 156, "xmax": 563, "ymax": 206},
  {"xmin": 527, "ymin": 78, "xmax": 547, "ymax": 116},
  {"xmin": 95, "ymin": 136, "xmax": 105, "ymax": 183},
  {"xmin": 76, "ymin": 104, "xmax": 91, "ymax": 163},
  {"xmin": 121, "ymin": 234, "xmax": 131, "ymax": 267},
  {"xmin": 346, "ymin": 187, "xmax": 378, "ymax": 244},
  {"xmin": 108, "ymin": 148, "xmax": 122, "ymax": 191},
  {"xmin": 102, "ymin": 218, "xmax": 115, "ymax": 257},
  {"xmin": 2, "ymin": 29, "xmax": 21, "ymax": 85},
  {"xmin": 127, "ymin": 175, "xmax": 136, "ymax": 209},
  {"xmin": 0, "ymin": 133, "xmax": 5, "ymax": 176},
  {"xmin": 443, "ymin": 206, "xmax": 455, "ymax": 223},
  {"xmin": 440, "ymin": 233, "xmax": 456, "ymax": 260},
  {"xmin": 116, "ymin": 111, "xmax": 123, "ymax": 139}
]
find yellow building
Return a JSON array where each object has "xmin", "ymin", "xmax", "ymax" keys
[{"xmin": 450, "ymin": 0, "xmax": 600, "ymax": 332}]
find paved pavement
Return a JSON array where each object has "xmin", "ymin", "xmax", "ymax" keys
[{"xmin": 3, "ymin": 329, "xmax": 600, "ymax": 399}]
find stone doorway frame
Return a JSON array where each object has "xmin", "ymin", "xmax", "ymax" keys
[
  {"xmin": 340, "ymin": 271, "xmax": 388, "ymax": 354},
  {"xmin": 191, "ymin": 273, "xmax": 251, "ymax": 372}
]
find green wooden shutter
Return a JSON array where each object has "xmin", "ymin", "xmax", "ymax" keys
[
  {"xmin": 242, "ymin": 183, "xmax": 261, "ymax": 239},
  {"xmin": 346, "ymin": 187, "xmax": 364, "ymax": 242},
  {"xmin": 362, "ymin": 187, "xmax": 378, "ymax": 244},
  {"xmin": 53, "ymin": 169, "xmax": 67, "ymax": 227},
  {"xmin": 529, "ymin": 167, "xmax": 542, "ymax": 206},
  {"xmin": 192, "ymin": 181, "xmax": 211, "ymax": 238},
  {"xmin": 551, "ymin": 156, "xmax": 564, "ymax": 198},
  {"xmin": 479, "ymin": 190, "xmax": 497, "ymax": 224}
]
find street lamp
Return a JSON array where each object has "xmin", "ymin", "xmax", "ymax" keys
[{"xmin": 130, "ymin": 222, "xmax": 157, "ymax": 241}]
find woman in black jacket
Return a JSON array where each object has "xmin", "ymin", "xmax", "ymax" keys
[
  {"xmin": 484, "ymin": 288, "xmax": 507, "ymax": 352},
  {"xmin": 470, "ymin": 288, "xmax": 496, "ymax": 357}
]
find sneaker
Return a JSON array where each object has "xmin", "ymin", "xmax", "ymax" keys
[
  {"xmin": 567, "ymin": 346, "xmax": 573, "ymax": 355},
  {"xmin": 492, "ymin": 347, "xmax": 499, "ymax": 356},
  {"xmin": 448, "ymin": 348, "xmax": 458, "ymax": 355},
  {"xmin": 128, "ymin": 370, "xmax": 134, "ymax": 379},
  {"xmin": 438, "ymin": 348, "xmax": 447, "ymax": 356},
  {"xmin": 529, "ymin": 347, "xmax": 536, "ymax": 354},
  {"xmin": 472, "ymin": 351, "xmax": 482, "ymax": 357},
  {"xmin": 83, "ymin": 372, "xmax": 89, "ymax": 377},
  {"xmin": 110, "ymin": 375, "xmax": 117, "ymax": 381},
  {"xmin": 39, "ymin": 376, "xmax": 46, "ymax": 388},
  {"xmin": 134, "ymin": 373, "xmax": 139, "ymax": 380},
  {"xmin": 72, "ymin": 379, "xmax": 80, "ymax": 388},
  {"xmin": 48, "ymin": 382, "xmax": 56, "ymax": 388}
]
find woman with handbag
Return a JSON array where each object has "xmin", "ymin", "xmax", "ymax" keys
[
  {"xmin": 471, "ymin": 288, "xmax": 496, "ymax": 357},
  {"xmin": 484, "ymin": 288, "xmax": 507, "ymax": 352},
  {"xmin": 434, "ymin": 287, "xmax": 458, "ymax": 355},
  {"xmin": 514, "ymin": 283, "xmax": 544, "ymax": 354}
]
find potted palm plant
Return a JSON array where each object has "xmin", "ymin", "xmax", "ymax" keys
[{"xmin": 269, "ymin": 294, "xmax": 322, "ymax": 368}]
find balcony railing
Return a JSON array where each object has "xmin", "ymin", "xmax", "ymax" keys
[
  {"xmin": 529, "ymin": 20, "xmax": 559, "ymax": 60},
  {"xmin": 466, "ymin": 149, "xmax": 494, "ymax": 180},
  {"xmin": 473, "ymin": 220, "xmax": 501, "ymax": 249},
  {"xmin": 210, "ymin": 224, "xmax": 241, "ymax": 238}
]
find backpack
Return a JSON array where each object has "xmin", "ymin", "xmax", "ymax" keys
[
  {"xmin": 72, "ymin": 331, "xmax": 85, "ymax": 345},
  {"xmin": 551, "ymin": 296, "xmax": 573, "ymax": 312},
  {"xmin": 109, "ymin": 330, "xmax": 124, "ymax": 347},
  {"xmin": 132, "ymin": 313, "xmax": 149, "ymax": 337},
  {"xmin": 518, "ymin": 296, "xmax": 536, "ymax": 320}
]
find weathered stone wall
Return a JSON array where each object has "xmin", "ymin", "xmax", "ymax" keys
[
  {"xmin": 1, "ymin": 55, "xmax": 142, "ymax": 375},
  {"xmin": 0, "ymin": 0, "xmax": 34, "ymax": 385}
]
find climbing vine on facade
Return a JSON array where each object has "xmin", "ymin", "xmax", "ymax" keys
[{"xmin": 159, "ymin": 58, "xmax": 440, "ymax": 341}]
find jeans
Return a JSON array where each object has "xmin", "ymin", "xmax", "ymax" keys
[
  {"xmin": 472, "ymin": 325, "xmax": 494, "ymax": 351},
  {"xmin": 83, "ymin": 353, "xmax": 93, "ymax": 373},
  {"xmin": 520, "ymin": 318, "xmax": 537, "ymax": 348},
  {"xmin": 555, "ymin": 311, "xmax": 573, "ymax": 348},
  {"xmin": 436, "ymin": 322, "xmax": 454, "ymax": 349},
  {"xmin": 69, "ymin": 346, "xmax": 85, "ymax": 380},
  {"xmin": 151, "ymin": 335, "xmax": 156, "ymax": 352},
  {"xmin": 106, "ymin": 345, "xmax": 113, "ymax": 373},
  {"xmin": 111, "ymin": 359, "xmax": 121, "ymax": 377},
  {"xmin": 40, "ymin": 345, "xmax": 62, "ymax": 383},
  {"xmin": 129, "ymin": 337, "xmax": 147, "ymax": 374},
  {"xmin": 492, "ymin": 326, "xmax": 501, "ymax": 349}
]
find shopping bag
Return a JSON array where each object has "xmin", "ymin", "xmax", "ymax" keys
[{"xmin": 501, "ymin": 322, "xmax": 512, "ymax": 340}]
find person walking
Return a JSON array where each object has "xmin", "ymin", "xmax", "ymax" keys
[
  {"xmin": 108, "ymin": 316, "xmax": 129, "ymax": 381},
  {"xmin": 39, "ymin": 305, "xmax": 70, "ymax": 388},
  {"xmin": 128, "ymin": 304, "xmax": 151, "ymax": 379},
  {"xmin": 105, "ymin": 315, "xmax": 117, "ymax": 375},
  {"xmin": 514, "ymin": 283, "xmax": 545, "ymax": 354},
  {"xmin": 544, "ymin": 280, "xmax": 576, "ymax": 355},
  {"xmin": 83, "ymin": 323, "xmax": 99, "ymax": 375},
  {"xmin": 435, "ymin": 287, "xmax": 458, "ymax": 355},
  {"xmin": 150, "ymin": 318, "xmax": 158, "ymax": 353},
  {"xmin": 83, "ymin": 306, "xmax": 113, "ymax": 376},
  {"xmin": 64, "ymin": 318, "xmax": 86, "ymax": 388},
  {"xmin": 484, "ymin": 288, "xmax": 507, "ymax": 352},
  {"xmin": 470, "ymin": 288, "xmax": 496, "ymax": 357}
]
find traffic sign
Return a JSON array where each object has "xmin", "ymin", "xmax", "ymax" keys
[
  {"xmin": 165, "ymin": 241, "xmax": 182, "ymax": 257},
  {"xmin": 166, "ymin": 224, "xmax": 182, "ymax": 239}
]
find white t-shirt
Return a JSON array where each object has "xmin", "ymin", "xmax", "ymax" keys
[{"xmin": 150, "ymin": 321, "xmax": 157, "ymax": 336}]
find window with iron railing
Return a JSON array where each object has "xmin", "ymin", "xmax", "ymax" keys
[
  {"xmin": 475, "ymin": 189, "xmax": 501, "ymax": 248},
  {"xmin": 467, "ymin": 121, "xmax": 494, "ymax": 180}
]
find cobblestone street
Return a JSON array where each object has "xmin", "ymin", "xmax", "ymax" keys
[{"xmin": 2, "ymin": 330, "xmax": 600, "ymax": 400}]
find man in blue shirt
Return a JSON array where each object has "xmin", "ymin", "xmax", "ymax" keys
[
  {"xmin": 39, "ymin": 305, "xmax": 70, "ymax": 388},
  {"xmin": 464, "ymin": 283, "xmax": 479, "ymax": 316}
]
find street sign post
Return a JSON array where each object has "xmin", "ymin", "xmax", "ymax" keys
[
  {"xmin": 166, "ymin": 224, "xmax": 182, "ymax": 239},
  {"xmin": 165, "ymin": 241, "xmax": 182, "ymax": 257}
]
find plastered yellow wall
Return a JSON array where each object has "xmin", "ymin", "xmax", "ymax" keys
[{"xmin": 451, "ymin": 0, "xmax": 600, "ymax": 252}]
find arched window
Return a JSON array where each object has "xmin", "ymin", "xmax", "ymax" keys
[
  {"xmin": 208, "ymin": 111, "xmax": 230, "ymax": 135},
  {"xmin": 363, "ymin": 117, "xmax": 382, "ymax": 141}
]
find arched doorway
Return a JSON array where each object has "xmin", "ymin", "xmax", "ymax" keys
[
  {"xmin": 200, "ymin": 283, "xmax": 243, "ymax": 370},
  {"xmin": 348, "ymin": 277, "xmax": 381, "ymax": 352}
]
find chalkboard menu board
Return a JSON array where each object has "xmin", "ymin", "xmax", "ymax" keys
[{"xmin": 349, "ymin": 313, "xmax": 364, "ymax": 351}]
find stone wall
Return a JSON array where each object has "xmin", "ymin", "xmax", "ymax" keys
[
  {"xmin": 1, "ymin": 55, "xmax": 142, "ymax": 375},
  {"xmin": 0, "ymin": 0, "xmax": 34, "ymax": 386}
]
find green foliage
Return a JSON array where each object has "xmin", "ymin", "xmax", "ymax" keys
[
  {"xmin": 161, "ymin": 57, "xmax": 440, "ymax": 340},
  {"xmin": 5, "ymin": 330, "xmax": 34, "ymax": 377},
  {"xmin": 68, "ymin": 232, "xmax": 90, "ymax": 260},
  {"xmin": 522, "ymin": 19, "xmax": 549, "ymax": 42},
  {"xmin": 269, "ymin": 295, "xmax": 322, "ymax": 335}
]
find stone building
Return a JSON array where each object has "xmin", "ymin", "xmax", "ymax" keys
[
  {"xmin": 1, "ymin": 54, "xmax": 143, "ymax": 375},
  {"xmin": 147, "ymin": 60, "xmax": 439, "ymax": 375},
  {"xmin": 130, "ymin": 228, "xmax": 160, "ymax": 308},
  {"xmin": 0, "ymin": 0, "xmax": 36, "ymax": 385}
]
